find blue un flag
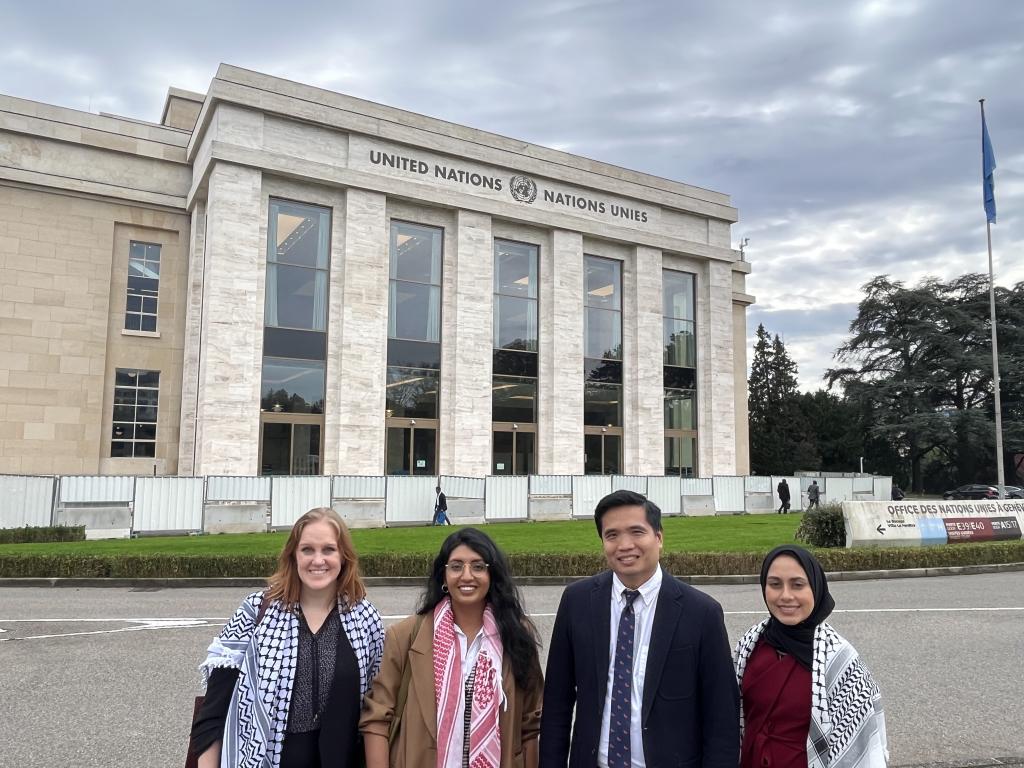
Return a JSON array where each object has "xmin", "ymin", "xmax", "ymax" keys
[{"xmin": 982, "ymin": 111, "xmax": 997, "ymax": 224}]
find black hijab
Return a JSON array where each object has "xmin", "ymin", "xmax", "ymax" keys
[{"xmin": 759, "ymin": 545, "xmax": 835, "ymax": 670}]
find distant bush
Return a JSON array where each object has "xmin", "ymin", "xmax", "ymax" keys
[
  {"xmin": 0, "ymin": 526, "xmax": 86, "ymax": 544},
  {"xmin": 795, "ymin": 503, "xmax": 846, "ymax": 548}
]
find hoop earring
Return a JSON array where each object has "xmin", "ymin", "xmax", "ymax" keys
[{"xmin": 441, "ymin": 584, "xmax": 449, "ymax": 594}]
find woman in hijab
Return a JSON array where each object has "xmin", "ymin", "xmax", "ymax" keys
[
  {"xmin": 734, "ymin": 545, "xmax": 888, "ymax": 768},
  {"xmin": 360, "ymin": 527, "xmax": 543, "ymax": 768}
]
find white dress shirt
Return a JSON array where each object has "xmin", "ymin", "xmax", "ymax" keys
[{"xmin": 598, "ymin": 567, "xmax": 663, "ymax": 768}]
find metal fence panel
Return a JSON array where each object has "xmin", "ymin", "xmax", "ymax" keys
[
  {"xmin": 646, "ymin": 476, "xmax": 681, "ymax": 516},
  {"xmin": 745, "ymin": 476, "xmax": 772, "ymax": 493},
  {"xmin": 386, "ymin": 476, "xmax": 439, "ymax": 524},
  {"xmin": 800, "ymin": 476, "xmax": 825, "ymax": 492},
  {"xmin": 332, "ymin": 476, "xmax": 386, "ymax": 499},
  {"xmin": 713, "ymin": 476, "xmax": 746, "ymax": 513},
  {"xmin": 873, "ymin": 476, "xmax": 893, "ymax": 501},
  {"xmin": 681, "ymin": 478, "xmax": 713, "ymax": 496},
  {"xmin": 572, "ymin": 476, "xmax": 612, "ymax": 518},
  {"xmin": 59, "ymin": 475, "xmax": 135, "ymax": 504},
  {"xmin": 206, "ymin": 476, "xmax": 271, "ymax": 502},
  {"xmin": 0, "ymin": 475, "xmax": 55, "ymax": 528},
  {"xmin": 530, "ymin": 475, "xmax": 572, "ymax": 495},
  {"xmin": 440, "ymin": 475, "xmax": 485, "ymax": 499},
  {"xmin": 134, "ymin": 477, "xmax": 204, "ymax": 531},
  {"xmin": 485, "ymin": 476, "xmax": 528, "ymax": 520},
  {"xmin": 824, "ymin": 477, "xmax": 855, "ymax": 505},
  {"xmin": 853, "ymin": 477, "xmax": 874, "ymax": 493},
  {"xmin": 611, "ymin": 475, "xmax": 648, "ymax": 495},
  {"xmin": 270, "ymin": 477, "xmax": 332, "ymax": 528}
]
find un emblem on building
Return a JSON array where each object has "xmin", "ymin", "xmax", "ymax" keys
[{"xmin": 509, "ymin": 175, "xmax": 538, "ymax": 204}]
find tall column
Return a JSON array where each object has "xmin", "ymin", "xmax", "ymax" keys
[
  {"xmin": 539, "ymin": 230, "xmax": 584, "ymax": 474},
  {"xmin": 699, "ymin": 260, "xmax": 736, "ymax": 475},
  {"xmin": 177, "ymin": 201, "xmax": 206, "ymax": 476},
  {"xmin": 438, "ymin": 210, "xmax": 493, "ymax": 477},
  {"xmin": 732, "ymin": 300, "xmax": 751, "ymax": 475},
  {"xmin": 623, "ymin": 246, "xmax": 664, "ymax": 474},
  {"xmin": 192, "ymin": 163, "xmax": 264, "ymax": 476},
  {"xmin": 327, "ymin": 189, "xmax": 388, "ymax": 475}
]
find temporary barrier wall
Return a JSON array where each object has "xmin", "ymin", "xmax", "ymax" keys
[
  {"xmin": 270, "ymin": 477, "xmax": 332, "ymax": 528},
  {"xmin": 0, "ymin": 475, "xmax": 55, "ymax": 528},
  {"xmin": 386, "ymin": 476, "xmax": 439, "ymax": 525},
  {"xmin": 572, "ymin": 475, "xmax": 612, "ymax": 519},
  {"xmin": 680, "ymin": 478, "xmax": 715, "ymax": 516},
  {"xmin": 332, "ymin": 476, "xmax": 386, "ymax": 500},
  {"xmin": 529, "ymin": 475, "xmax": 572, "ymax": 495},
  {"xmin": 713, "ymin": 476, "xmax": 745, "ymax": 514},
  {"xmin": 205, "ymin": 476, "xmax": 271, "ymax": 502},
  {"xmin": 485, "ymin": 476, "xmax": 529, "ymax": 521},
  {"xmin": 59, "ymin": 475, "xmax": 135, "ymax": 504},
  {"xmin": 824, "ymin": 477, "xmax": 855, "ymax": 506},
  {"xmin": 612, "ymin": 475, "xmax": 648, "ymax": 495},
  {"xmin": 134, "ymin": 477, "xmax": 204, "ymax": 532},
  {"xmin": 646, "ymin": 476, "xmax": 682, "ymax": 517}
]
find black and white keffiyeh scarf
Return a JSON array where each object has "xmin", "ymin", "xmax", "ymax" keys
[
  {"xmin": 734, "ymin": 619, "xmax": 889, "ymax": 768},
  {"xmin": 200, "ymin": 591, "xmax": 384, "ymax": 768}
]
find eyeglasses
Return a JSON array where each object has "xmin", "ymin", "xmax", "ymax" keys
[{"xmin": 445, "ymin": 560, "xmax": 490, "ymax": 575}]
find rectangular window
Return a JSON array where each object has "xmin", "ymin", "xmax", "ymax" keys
[
  {"xmin": 389, "ymin": 222, "xmax": 443, "ymax": 341},
  {"xmin": 266, "ymin": 200, "xmax": 331, "ymax": 331},
  {"xmin": 663, "ymin": 268, "xmax": 697, "ymax": 476},
  {"xmin": 125, "ymin": 241, "xmax": 161, "ymax": 332},
  {"xmin": 111, "ymin": 369, "xmax": 159, "ymax": 457}
]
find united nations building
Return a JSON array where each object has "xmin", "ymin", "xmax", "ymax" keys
[{"xmin": 0, "ymin": 65, "xmax": 754, "ymax": 479}]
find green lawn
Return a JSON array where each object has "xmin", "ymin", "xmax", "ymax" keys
[{"xmin": 0, "ymin": 514, "xmax": 803, "ymax": 557}]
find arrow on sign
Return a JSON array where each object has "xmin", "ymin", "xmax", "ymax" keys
[{"xmin": 876, "ymin": 525, "xmax": 886, "ymax": 535}]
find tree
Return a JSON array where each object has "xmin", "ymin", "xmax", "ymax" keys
[
  {"xmin": 827, "ymin": 274, "xmax": 1024, "ymax": 492},
  {"xmin": 748, "ymin": 324, "xmax": 819, "ymax": 474}
]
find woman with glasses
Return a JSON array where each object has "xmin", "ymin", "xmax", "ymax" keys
[{"xmin": 361, "ymin": 528, "xmax": 543, "ymax": 768}]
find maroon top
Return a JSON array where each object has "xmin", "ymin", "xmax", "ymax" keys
[{"xmin": 741, "ymin": 638, "xmax": 812, "ymax": 768}]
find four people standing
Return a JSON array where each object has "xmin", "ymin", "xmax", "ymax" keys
[{"xmin": 194, "ymin": 498, "xmax": 887, "ymax": 768}]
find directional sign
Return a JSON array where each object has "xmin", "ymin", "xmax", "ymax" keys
[{"xmin": 843, "ymin": 500, "xmax": 1024, "ymax": 548}]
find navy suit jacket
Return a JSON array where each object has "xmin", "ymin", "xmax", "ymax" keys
[{"xmin": 540, "ymin": 569, "xmax": 739, "ymax": 768}]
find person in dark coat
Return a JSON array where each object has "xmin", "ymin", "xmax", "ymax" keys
[
  {"xmin": 540, "ymin": 490, "xmax": 739, "ymax": 768},
  {"xmin": 432, "ymin": 485, "xmax": 450, "ymax": 525},
  {"xmin": 777, "ymin": 479, "xmax": 792, "ymax": 514},
  {"xmin": 807, "ymin": 481, "xmax": 821, "ymax": 510}
]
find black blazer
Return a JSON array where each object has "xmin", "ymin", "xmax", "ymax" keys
[{"xmin": 540, "ymin": 569, "xmax": 739, "ymax": 768}]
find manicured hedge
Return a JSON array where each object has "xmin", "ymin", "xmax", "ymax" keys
[
  {"xmin": 0, "ymin": 526, "xmax": 86, "ymax": 544},
  {"xmin": 1, "ymin": 542, "xmax": 1022, "ymax": 578},
  {"xmin": 795, "ymin": 504, "xmax": 846, "ymax": 548}
]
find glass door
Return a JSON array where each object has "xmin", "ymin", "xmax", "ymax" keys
[
  {"xmin": 386, "ymin": 419, "xmax": 438, "ymax": 475},
  {"xmin": 259, "ymin": 416, "xmax": 323, "ymax": 475},
  {"xmin": 584, "ymin": 430, "xmax": 621, "ymax": 475},
  {"xmin": 492, "ymin": 428, "xmax": 535, "ymax": 474}
]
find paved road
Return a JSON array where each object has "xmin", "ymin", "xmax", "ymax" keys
[{"xmin": 2, "ymin": 572, "xmax": 1023, "ymax": 768}]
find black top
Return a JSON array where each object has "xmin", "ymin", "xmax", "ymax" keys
[{"xmin": 190, "ymin": 607, "xmax": 362, "ymax": 767}]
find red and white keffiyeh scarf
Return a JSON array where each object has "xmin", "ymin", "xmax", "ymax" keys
[{"xmin": 433, "ymin": 598, "xmax": 503, "ymax": 768}]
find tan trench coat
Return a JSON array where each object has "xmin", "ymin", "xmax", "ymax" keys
[{"xmin": 360, "ymin": 614, "xmax": 542, "ymax": 768}]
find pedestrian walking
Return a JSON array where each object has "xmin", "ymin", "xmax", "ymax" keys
[
  {"xmin": 433, "ymin": 485, "xmax": 451, "ymax": 525},
  {"xmin": 777, "ymin": 478, "xmax": 791, "ymax": 514},
  {"xmin": 807, "ymin": 481, "xmax": 821, "ymax": 510}
]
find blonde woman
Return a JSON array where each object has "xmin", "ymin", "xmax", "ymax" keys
[{"xmin": 191, "ymin": 508, "xmax": 384, "ymax": 768}]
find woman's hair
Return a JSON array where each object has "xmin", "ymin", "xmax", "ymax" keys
[
  {"xmin": 416, "ymin": 527, "xmax": 541, "ymax": 690},
  {"xmin": 266, "ymin": 507, "xmax": 366, "ymax": 609}
]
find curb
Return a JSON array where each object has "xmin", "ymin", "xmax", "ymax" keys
[
  {"xmin": 1, "ymin": 561, "xmax": 1021, "ymax": 588},
  {"xmin": 893, "ymin": 759, "xmax": 1024, "ymax": 768}
]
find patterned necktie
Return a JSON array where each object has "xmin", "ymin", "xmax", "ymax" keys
[{"xmin": 608, "ymin": 589, "xmax": 641, "ymax": 768}]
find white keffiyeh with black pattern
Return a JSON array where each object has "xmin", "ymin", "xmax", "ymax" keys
[
  {"xmin": 200, "ymin": 591, "xmax": 384, "ymax": 768},
  {"xmin": 734, "ymin": 619, "xmax": 889, "ymax": 768}
]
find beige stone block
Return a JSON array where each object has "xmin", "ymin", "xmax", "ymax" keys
[
  {"xmin": 17, "ymin": 239, "xmax": 56, "ymax": 259},
  {"xmin": 27, "ymin": 353, "xmax": 61, "ymax": 372},
  {"xmin": 8, "ymin": 370, "xmax": 48, "ymax": 387},
  {"xmin": 11, "ymin": 335, "xmax": 48, "ymax": 353},
  {"xmin": 0, "ymin": 317, "xmax": 33, "ymax": 334},
  {"xmin": 2, "ymin": 283, "xmax": 32, "ymax": 302},
  {"xmin": 23, "ymin": 422, "xmax": 56, "ymax": 440},
  {"xmin": 15, "ymin": 270, "xmax": 54, "ymax": 290},
  {"xmin": 7, "ymin": 222, "xmax": 40, "ymax": 240},
  {"xmin": 55, "ymin": 423, "xmax": 87, "ymax": 441},
  {"xmin": 59, "ymin": 355, "xmax": 91, "ymax": 375},
  {"xmin": 0, "ymin": 235, "xmax": 18, "ymax": 254},
  {"xmin": 44, "ymin": 405, "xmax": 81, "ymax": 424},
  {"xmin": 0, "ymin": 300, "xmax": 15, "ymax": 318},
  {"xmin": 33, "ymin": 288, "xmax": 66, "ymax": 305},
  {"xmin": 0, "ymin": 421, "xmax": 23, "ymax": 440},
  {"xmin": 20, "ymin": 207, "xmax": 60, "ymax": 228},
  {"xmin": 2, "ymin": 351, "xmax": 30, "ymax": 371}
]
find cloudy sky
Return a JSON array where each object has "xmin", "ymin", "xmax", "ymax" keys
[{"xmin": 3, "ymin": 0, "xmax": 1021, "ymax": 389}]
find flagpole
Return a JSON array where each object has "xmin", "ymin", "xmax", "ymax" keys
[{"xmin": 980, "ymin": 98, "xmax": 1006, "ymax": 497}]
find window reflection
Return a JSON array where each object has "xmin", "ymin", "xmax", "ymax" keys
[
  {"xmin": 664, "ymin": 389, "xmax": 696, "ymax": 430},
  {"xmin": 492, "ymin": 376, "xmax": 537, "ymax": 423},
  {"xmin": 260, "ymin": 358, "xmax": 325, "ymax": 414},
  {"xmin": 585, "ymin": 256, "xmax": 621, "ymax": 310},
  {"xmin": 386, "ymin": 366, "xmax": 439, "ymax": 419},
  {"xmin": 584, "ymin": 382, "xmax": 622, "ymax": 427},
  {"xmin": 663, "ymin": 270, "xmax": 694, "ymax": 320},
  {"xmin": 663, "ymin": 319, "xmax": 696, "ymax": 368}
]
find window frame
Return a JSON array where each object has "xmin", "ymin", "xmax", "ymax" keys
[{"xmin": 110, "ymin": 368, "xmax": 160, "ymax": 458}]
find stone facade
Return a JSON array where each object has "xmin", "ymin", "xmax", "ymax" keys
[{"xmin": 0, "ymin": 64, "xmax": 754, "ymax": 479}]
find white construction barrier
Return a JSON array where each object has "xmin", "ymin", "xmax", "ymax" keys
[
  {"xmin": 646, "ymin": 476, "xmax": 682, "ymax": 517},
  {"xmin": 134, "ymin": 477, "xmax": 204, "ymax": 532},
  {"xmin": 612, "ymin": 475, "xmax": 648, "ymax": 495},
  {"xmin": 713, "ymin": 476, "xmax": 745, "ymax": 514},
  {"xmin": 485, "ymin": 476, "xmax": 528, "ymax": 521},
  {"xmin": 206, "ymin": 476, "xmax": 271, "ymax": 502},
  {"xmin": 0, "ymin": 475, "xmax": 55, "ymax": 528},
  {"xmin": 572, "ymin": 475, "xmax": 612, "ymax": 519},
  {"xmin": 270, "ymin": 477, "xmax": 332, "ymax": 528},
  {"xmin": 681, "ymin": 478, "xmax": 715, "ymax": 516},
  {"xmin": 386, "ymin": 476, "xmax": 438, "ymax": 525}
]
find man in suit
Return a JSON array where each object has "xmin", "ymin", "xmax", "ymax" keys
[{"xmin": 540, "ymin": 490, "xmax": 739, "ymax": 768}]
